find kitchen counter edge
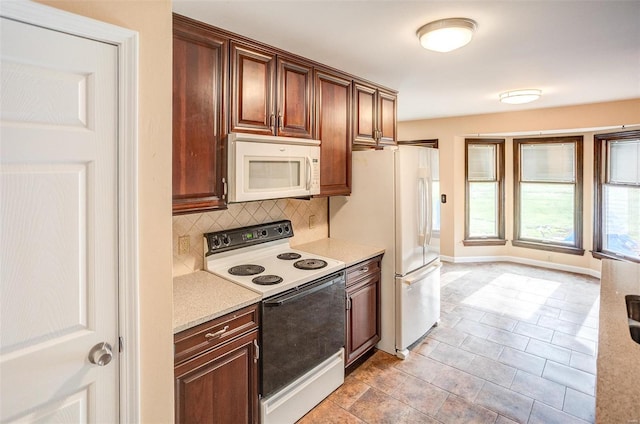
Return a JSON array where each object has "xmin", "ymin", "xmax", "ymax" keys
[
  {"xmin": 173, "ymin": 270, "xmax": 261, "ymax": 334},
  {"xmin": 596, "ymin": 259, "xmax": 640, "ymax": 423},
  {"xmin": 293, "ymin": 237, "xmax": 385, "ymax": 267}
]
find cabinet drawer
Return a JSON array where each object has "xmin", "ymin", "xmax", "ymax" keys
[
  {"xmin": 174, "ymin": 303, "xmax": 259, "ymax": 364},
  {"xmin": 346, "ymin": 256, "xmax": 381, "ymax": 286}
]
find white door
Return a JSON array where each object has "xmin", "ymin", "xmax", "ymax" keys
[
  {"xmin": 1, "ymin": 16, "xmax": 119, "ymax": 423},
  {"xmin": 395, "ymin": 146, "xmax": 430, "ymax": 275}
]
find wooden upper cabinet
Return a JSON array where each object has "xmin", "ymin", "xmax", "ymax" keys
[
  {"xmin": 353, "ymin": 83, "xmax": 378, "ymax": 146},
  {"xmin": 353, "ymin": 82, "xmax": 397, "ymax": 147},
  {"xmin": 277, "ymin": 57, "xmax": 314, "ymax": 138},
  {"xmin": 377, "ymin": 89, "xmax": 397, "ymax": 146},
  {"xmin": 230, "ymin": 42, "xmax": 275, "ymax": 135},
  {"xmin": 315, "ymin": 69, "xmax": 352, "ymax": 196},
  {"xmin": 230, "ymin": 41, "xmax": 313, "ymax": 138},
  {"xmin": 172, "ymin": 15, "xmax": 228, "ymax": 214}
]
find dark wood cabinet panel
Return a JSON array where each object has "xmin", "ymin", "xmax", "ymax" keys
[
  {"xmin": 353, "ymin": 82, "xmax": 397, "ymax": 148},
  {"xmin": 230, "ymin": 43, "xmax": 314, "ymax": 138},
  {"xmin": 353, "ymin": 83, "xmax": 378, "ymax": 146},
  {"xmin": 277, "ymin": 57, "xmax": 314, "ymax": 138},
  {"xmin": 174, "ymin": 304, "xmax": 260, "ymax": 424},
  {"xmin": 315, "ymin": 70, "xmax": 352, "ymax": 196},
  {"xmin": 172, "ymin": 16, "xmax": 227, "ymax": 214},
  {"xmin": 345, "ymin": 256, "xmax": 382, "ymax": 367},
  {"xmin": 378, "ymin": 89, "xmax": 397, "ymax": 146},
  {"xmin": 230, "ymin": 42, "xmax": 275, "ymax": 135},
  {"xmin": 175, "ymin": 330, "xmax": 259, "ymax": 424}
]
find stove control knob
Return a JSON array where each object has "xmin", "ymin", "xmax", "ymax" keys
[
  {"xmin": 212, "ymin": 237, "xmax": 221, "ymax": 248},
  {"xmin": 284, "ymin": 225, "xmax": 290, "ymax": 233},
  {"xmin": 277, "ymin": 227, "xmax": 283, "ymax": 234},
  {"xmin": 222, "ymin": 235, "xmax": 230, "ymax": 245},
  {"xmin": 261, "ymin": 230, "xmax": 267, "ymax": 237}
]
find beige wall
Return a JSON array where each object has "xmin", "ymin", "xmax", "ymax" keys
[
  {"xmin": 399, "ymin": 99, "xmax": 640, "ymax": 273},
  {"xmin": 36, "ymin": 1, "xmax": 175, "ymax": 422}
]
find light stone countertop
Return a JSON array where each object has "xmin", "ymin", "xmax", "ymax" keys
[
  {"xmin": 173, "ymin": 271, "xmax": 261, "ymax": 334},
  {"xmin": 293, "ymin": 237, "xmax": 385, "ymax": 267},
  {"xmin": 596, "ymin": 259, "xmax": 640, "ymax": 423}
]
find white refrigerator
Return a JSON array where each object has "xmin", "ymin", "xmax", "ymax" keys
[{"xmin": 330, "ymin": 145, "xmax": 441, "ymax": 358}]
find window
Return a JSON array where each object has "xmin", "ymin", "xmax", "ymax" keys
[
  {"xmin": 594, "ymin": 130, "xmax": 640, "ymax": 262},
  {"xmin": 464, "ymin": 139, "xmax": 505, "ymax": 245},
  {"xmin": 513, "ymin": 136, "xmax": 584, "ymax": 255}
]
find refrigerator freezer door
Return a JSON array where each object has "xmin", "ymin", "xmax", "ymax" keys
[
  {"xmin": 395, "ymin": 146, "xmax": 431, "ymax": 275},
  {"xmin": 395, "ymin": 259, "xmax": 441, "ymax": 358}
]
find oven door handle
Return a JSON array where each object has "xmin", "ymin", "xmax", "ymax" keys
[{"xmin": 264, "ymin": 278, "xmax": 339, "ymax": 307}]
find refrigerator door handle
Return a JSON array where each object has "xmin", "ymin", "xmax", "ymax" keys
[
  {"xmin": 401, "ymin": 261, "xmax": 442, "ymax": 286},
  {"xmin": 425, "ymin": 175, "xmax": 433, "ymax": 246},
  {"xmin": 417, "ymin": 176, "xmax": 426, "ymax": 246}
]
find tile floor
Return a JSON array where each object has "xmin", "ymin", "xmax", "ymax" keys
[{"xmin": 298, "ymin": 261, "xmax": 601, "ymax": 424}]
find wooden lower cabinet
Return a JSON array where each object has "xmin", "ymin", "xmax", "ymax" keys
[
  {"xmin": 345, "ymin": 255, "xmax": 382, "ymax": 367},
  {"xmin": 174, "ymin": 305, "xmax": 260, "ymax": 424}
]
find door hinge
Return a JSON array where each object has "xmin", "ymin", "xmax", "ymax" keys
[{"xmin": 118, "ymin": 336, "xmax": 124, "ymax": 353}]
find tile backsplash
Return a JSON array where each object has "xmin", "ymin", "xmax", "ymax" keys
[{"xmin": 172, "ymin": 198, "xmax": 329, "ymax": 276}]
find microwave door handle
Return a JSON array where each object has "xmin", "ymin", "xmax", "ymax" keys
[{"xmin": 306, "ymin": 156, "xmax": 311, "ymax": 190}]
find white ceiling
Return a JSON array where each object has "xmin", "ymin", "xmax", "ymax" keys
[{"xmin": 172, "ymin": 1, "xmax": 640, "ymax": 121}]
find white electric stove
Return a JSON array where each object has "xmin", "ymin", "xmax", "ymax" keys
[
  {"xmin": 204, "ymin": 235, "xmax": 344, "ymax": 298},
  {"xmin": 203, "ymin": 220, "xmax": 346, "ymax": 424}
]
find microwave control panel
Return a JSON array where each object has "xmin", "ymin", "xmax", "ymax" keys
[{"xmin": 310, "ymin": 158, "xmax": 320, "ymax": 193}]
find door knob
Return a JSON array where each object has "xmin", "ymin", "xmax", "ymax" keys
[{"xmin": 88, "ymin": 342, "xmax": 113, "ymax": 366}]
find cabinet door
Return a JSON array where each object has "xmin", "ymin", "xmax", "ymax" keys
[
  {"xmin": 352, "ymin": 82, "xmax": 378, "ymax": 146},
  {"xmin": 277, "ymin": 57, "xmax": 314, "ymax": 138},
  {"xmin": 345, "ymin": 273, "xmax": 381, "ymax": 366},
  {"xmin": 175, "ymin": 330, "xmax": 259, "ymax": 424},
  {"xmin": 315, "ymin": 70, "xmax": 352, "ymax": 196},
  {"xmin": 172, "ymin": 18, "xmax": 227, "ymax": 213},
  {"xmin": 230, "ymin": 42, "xmax": 275, "ymax": 135},
  {"xmin": 377, "ymin": 89, "xmax": 397, "ymax": 146}
]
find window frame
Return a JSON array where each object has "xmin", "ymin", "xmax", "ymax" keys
[
  {"xmin": 463, "ymin": 138, "xmax": 506, "ymax": 246},
  {"xmin": 512, "ymin": 136, "xmax": 584, "ymax": 255},
  {"xmin": 593, "ymin": 129, "xmax": 640, "ymax": 262}
]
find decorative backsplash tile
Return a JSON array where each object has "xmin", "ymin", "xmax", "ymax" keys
[{"xmin": 172, "ymin": 198, "xmax": 329, "ymax": 276}]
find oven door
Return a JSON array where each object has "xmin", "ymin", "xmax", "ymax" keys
[
  {"xmin": 228, "ymin": 138, "xmax": 320, "ymax": 202},
  {"xmin": 260, "ymin": 271, "xmax": 345, "ymax": 398}
]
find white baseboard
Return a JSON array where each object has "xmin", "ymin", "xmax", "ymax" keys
[{"xmin": 439, "ymin": 255, "xmax": 601, "ymax": 279}]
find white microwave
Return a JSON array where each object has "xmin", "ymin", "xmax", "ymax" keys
[{"xmin": 226, "ymin": 133, "xmax": 321, "ymax": 203}]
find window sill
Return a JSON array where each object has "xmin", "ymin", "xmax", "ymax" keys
[
  {"xmin": 511, "ymin": 240, "xmax": 585, "ymax": 256},
  {"xmin": 591, "ymin": 250, "xmax": 640, "ymax": 263},
  {"xmin": 463, "ymin": 239, "xmax": 507, "ymax": 247}
]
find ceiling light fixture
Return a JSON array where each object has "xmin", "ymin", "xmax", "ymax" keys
[
  {"xmin": 499, "ymin": 89, "xmax": 542, "ymax": 104},
  {"xmin": 416, "ymin": 18, "xmax": 477, "ymax": 53}
]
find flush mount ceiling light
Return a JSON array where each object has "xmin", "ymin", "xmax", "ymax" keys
[
  {"xmin": 499, "ymin": 89, "xmax": 542, "ymax": 104},
  {"xmin": 416, "ymin": 18, "xmax": 477, "ymax": 52}
]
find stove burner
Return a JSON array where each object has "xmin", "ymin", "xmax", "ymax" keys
[
  {"xmin": 277, "ymin": 252, "xmax": 302, "ymax": 260},
  {"xmin": 228, "ymin": 264, "xmax": 265, "ymax": 276},
  {"xmin": 252, "ymin": 275, "xmax": 283, "ymax": 285},
  {"xmin": 294, "ymin": 259, "xmax": 328, "ymax": 270}
]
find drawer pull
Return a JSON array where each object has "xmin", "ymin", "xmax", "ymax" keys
[
  {"xmin": 359, "ymin": 266, "xmax": 369, "ymax": 273},
  {"xmin": 205, "ymin": 325, "xmax": 229, "ymax": 340}
]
